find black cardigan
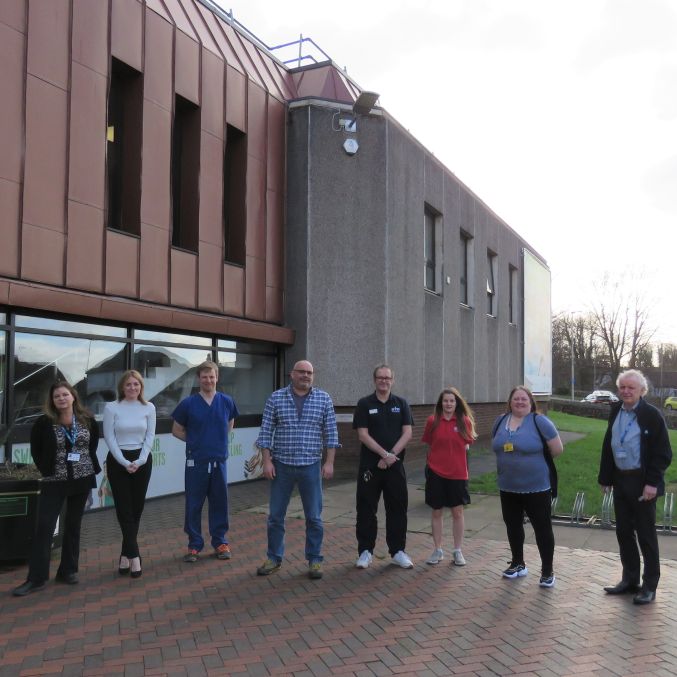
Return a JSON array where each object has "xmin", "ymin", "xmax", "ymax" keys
[
  {"xmin": 598, "ymin": 398, "xmax": 672, "ymax": 495},
  {"xmin": 30, "ymin": 414, "xmax": 102, "ymax": 478}
]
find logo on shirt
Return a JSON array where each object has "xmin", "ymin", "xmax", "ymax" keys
[
  {"xmin": 369, "ymin": 408, "xmax": 378, "ymax": 414},
  {"xmin": 391, "ymin": 407, "xmax": 400, "ymax": 413}
]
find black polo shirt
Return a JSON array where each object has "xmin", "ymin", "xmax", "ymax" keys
[{"xmin": 353, "ymin": 392, "xmax": 413, "ymax": 467}]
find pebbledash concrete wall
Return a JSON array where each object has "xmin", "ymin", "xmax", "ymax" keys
[{"xmin": 285, "ymin": 103, "xmax": 536, "ymax": 420}]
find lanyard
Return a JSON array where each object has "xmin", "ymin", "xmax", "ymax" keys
[
  {"xmin": 62, "ymin": 417, "xmax": 78, "ymax": 446},
  {"xmin": 618, "ymin": 410, "xmax": 636, "ymax": 445}
]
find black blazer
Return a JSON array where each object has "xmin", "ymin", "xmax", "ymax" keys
[
  {"xmin": 30, "ymin": 415, "xmax": 102, "ymax": 478},
  {"xmin": 598, "ymin": 398, "xmax": 672, "ymax": 495}
]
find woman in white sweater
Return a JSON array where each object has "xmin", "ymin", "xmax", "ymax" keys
[{"xmin": 103, "ymin": 370, "xmax": 156, "ymax": 578}]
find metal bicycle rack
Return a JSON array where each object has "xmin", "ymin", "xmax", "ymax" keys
[
  {"xmin": 663, "ymin": 492, "xmax": 674, "ymax": 533},
  {"xmin": 571, "ymin": 492, "xmax": 585, "ymax": 525},
  {"xmin": 550, "ymin": 496, "xmax": 559, "ymax": 515},
  {"xmin": 601, "ymin": 490, "xmax": 614, "ymax": 528}
]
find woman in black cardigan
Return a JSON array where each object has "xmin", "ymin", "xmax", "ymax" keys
[{"xmin": 12, "ymin": 381, "xmax": 101, "ymax": 596}]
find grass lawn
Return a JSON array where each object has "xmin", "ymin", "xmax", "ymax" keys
[{"xmin": 469, "ymin": 410, "xmax": 677, "ymax": 519}]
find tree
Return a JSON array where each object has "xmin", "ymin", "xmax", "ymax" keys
[
  {"xmin": 589, "ymin": 274, "xmax": 656, "ymax": 376},
  {"xmin": 658, "ymin": 343, "xmax": 677, "ymax": 370}
]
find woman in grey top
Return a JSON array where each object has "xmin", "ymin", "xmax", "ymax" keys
[{"xmin": 103, "ymin": 370, "xmax": 156, "ymax": 578}]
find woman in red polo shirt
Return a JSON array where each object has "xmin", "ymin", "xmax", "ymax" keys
[{"xmin": 422, "ymin": 387, "xmax": 477, "ymax": 567}]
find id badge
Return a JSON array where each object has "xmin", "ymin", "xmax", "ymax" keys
[
  {"xmin": 503, "ymin": 443, "xmax": 514, "ymax": 453},
  {"xmin": 67, "ymin": 452, "xmax": 81, "ymax": 462},
  {"xmin": 186, "ymin": 459, "xmax": 195, "ymax": 467}
]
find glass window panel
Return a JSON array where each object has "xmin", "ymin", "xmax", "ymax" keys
[
  {"xmin": 216, "ymin": 352, "xmax": 275, "ymax": 415},
  {"xmin": 15, "ymin": 315, "xmax": 126, "ymax": 338},
  {"xmin": 217, "ymin": 338, "xmax": 276, "ymax": 354},
  {"xmin": 133, "ymin": 329, "xmax": 212, "ymax": 346},
  {"xmin": 13, "ymin": 333, "xmax": 128, "ymax": 424},
  {"xmin": 0, "ymin": 313, "xmax": 6, "ymax": 324},
  {"xmin": 133, "ymin": 344, "xmax": 214, "ymax": 418},
  {"xmin": 0, "ymin": 330, "xmax": 5, "ymax": 426}
]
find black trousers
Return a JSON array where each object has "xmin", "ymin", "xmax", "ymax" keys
[
  {"xmin": 613, "ymin": 471, "xmax": 660, "ymax": 591},
  {"xmin": 28, "ymin": 488, "xmax": 89, "ymax": 584},
  {"xmin": 500, "ymin": 489, "xmax": 555, "ymax": 575},
  {"xmin": 356, "ymin": 462, "xmax": 408, "ymax": 556},
  {"xmin": 107, "ymin": 451, "xmax": 153, "ymax": 559}
]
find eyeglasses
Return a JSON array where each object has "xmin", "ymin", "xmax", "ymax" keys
[
  {"xmin": 375, "ymin": 376, "xmax": 392, "ymax": 381},
  {"xmin": 293, "ymin": 370, "xmax": 314, "ymax": 376}
]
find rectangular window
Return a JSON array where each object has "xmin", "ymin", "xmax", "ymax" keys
[
  {"xmin": 486, "ymin": 251, "xmax": 497, "ymax": 316},
  {"xmin": 224, "ymin": 124, "xmax": 247, "ymax": 265},
  {"xmin": 509, "ymin": 265, "xmax": 518, "ymax": 324},
  {"xmin": 106, "ymin": 58, "xmax": 143, "ymax": 235},
  {"xmin": 172, "ymin": 95, "xmax": 200, "ymax": 251},
  {"xmin": 460, "ymin": 231, "xmax": 473, "ymax": 306},
  {"xmin": 424, "ymin": 205, "xmax": 442, "ymax": 293}
]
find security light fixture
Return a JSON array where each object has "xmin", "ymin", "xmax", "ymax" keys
[{"xmin": 352, "ymin": 90, "xmax": 380, "ymax": 116}]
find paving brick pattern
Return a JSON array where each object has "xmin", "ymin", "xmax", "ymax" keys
[{"xmin": 3, "ymin": 460, "xmax": 677, "ymax": 675}]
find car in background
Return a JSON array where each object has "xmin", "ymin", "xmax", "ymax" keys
[
  {"xmin": 664, "ymin": 396, "xmax": 677, "ymax": 410},
  {"xmin": 581, "ymin": 390, "xmax": 619, "ymax": 404}
]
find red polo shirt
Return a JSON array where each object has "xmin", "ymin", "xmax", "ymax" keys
[{"xmin": 421, "ymin": 415, "xmax": 473, "ymax": 480}]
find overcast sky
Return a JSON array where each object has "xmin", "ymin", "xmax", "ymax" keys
[{"xmin": 221, "ymin": 0, "xmax": 676, "ymax": 343}]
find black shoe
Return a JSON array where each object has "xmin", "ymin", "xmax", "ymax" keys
[
  {"xmin": 12, "ymin": 580, "xmax": 46, "ymax": 597},
  {"xmin": 604, "ymin": 580, "xmax": 640, "ymax": 595},
  {"xmin": 119, "ymin": 556, "xmax": 131, "ymax": 575},
  {"xmin": 633, "ymin": 588, "xmax": 656, "ymax": 605},
  {"xmin": 55, "ymin": 572, "xmax": 79, "ymax": 585}
]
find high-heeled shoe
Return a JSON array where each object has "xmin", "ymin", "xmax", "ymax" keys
[
  {"xmin": 130, "ymin": 556, "xmax": 142, "ymax": 579},
  {"xmin": 119, "ymin": 555, "xmax": 130, "ymax": 575}
]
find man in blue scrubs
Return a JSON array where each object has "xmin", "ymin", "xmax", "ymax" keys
[{"xmin": 172, "ymin": 360, "xmax": 239, "ymax": 562}]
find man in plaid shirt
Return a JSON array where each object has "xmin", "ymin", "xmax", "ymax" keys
[{"xmin": 255, "ymin": 360, "xmax": 339, "ymax": 579}]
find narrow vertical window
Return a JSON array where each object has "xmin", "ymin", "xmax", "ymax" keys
[
  {"xmin": 424, "ymin": 206, "xmax": 436, "ymax": 292},
  {"xmin": 224, "ymin": 124, "xmax": 247, "ymax": 266},
  {"xmin": 509, "ymin": 265, "xmax": 518, "ymax": 324},
  {"xmin": 172, "ymin": 95, "xmax": 200, "ymax": 251},
  {"xmin": 460, "ymin": 232, "xmax": 473, "ymax": 306},
  {"xmin": 486, "ymin": 251, "xmax": 497, "ymax": 316},
  {"xmin": 106, "ymin": 58, "xmax": 142, "ymax": 235}
]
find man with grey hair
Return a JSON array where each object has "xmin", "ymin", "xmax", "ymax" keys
[{"xmin": 598, "ymin": 369, "xmax": 672, "ymax": 604}]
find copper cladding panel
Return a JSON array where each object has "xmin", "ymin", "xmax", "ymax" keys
[
  {"xmin": 0, "ymin": 0, "xmax": 26, "ymax": 33},
  {"xmin": 0, "ymin": 24, "xmax": 23, "ymax": 184},
  {"xmin": 139, "ymin": 223, "xmax": 170, "ymax": 304},
  {"xmin": 68, "ymin": 62, "xmax": 107, "ymax": 209},
  {"xmin": 201, "ymin": 48, "xmax": 224, "ymax": 139},
  {"xmin": 26, "ymin": 0, "xmax": 69, "ymax": 89},
  {"xmin": 72, "ymin": 0, "xmax": 108, "ymax": 75},
  {"xmin": 266, "ymin": 97, "xmax": 285, "ymax": 189},
  {"xmin": 144, "ymin": 9, "xmax": 173, "ymax": 111},
  {"xmin": 223, "ymin": 263, "xmax": 244, "ymax": 317},
  {"xmin": 170, "ymin": 248, "xmax": 197, "ymax": 308},
  {"xmin": 199, "ymin": 131, "xmax": 224, "ymax": 246},
  {"xmin": 174, "ymin": 30, "xmax": 199, "ymax": 104},
  {"xmin": 245, "ymin": 255, "xmax": 265, "ymax": 320},
  {"xmin": 265, "ymin": 188, "xmax": 283, "ymax": 286},
  {"xmin": 247, "ymin": 82, "xmax": 266, "ymax": 162},
  {"xmin": 23, "ymin": 76, "xmax": 67, "ymax": 232},
  {"xmin": 197, "ymin": 242, "xmax": 223, "ymax": 312},
  {"xmin": 0, "ymin": 179, "xmax": 20, "ymax": 276},
  {"xmin": 225, "ymin": 65, "xmax": 246, "ymax": 132},
  {"xmin": 66, "ymin": 201, "xmax": 104, "ymax": 292},
  {"xmin": 245, "ymin": 156, "xmax": 266, "ymax": 260},
  {"xmin": 105, "ymin": 229, "xmax": 139, "ymax": 297},
  {"xmin": 265, "ymin": 285, "xmax": 283, "ymax": 324},
  {"xmin": 21, "ymin": 224, "xmax": 65, "ymax": 284},
  {"xmin": 140, "ymin": 101, "xmax": 171, "ymax": 229},
  {"xmin": 111, "ymin": 0, "xmax": 143, "ymax": 71}
]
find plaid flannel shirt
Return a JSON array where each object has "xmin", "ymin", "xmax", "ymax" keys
[{"xmin": 256, "ymin": 385, "xmax": 340, "ymax": 465}]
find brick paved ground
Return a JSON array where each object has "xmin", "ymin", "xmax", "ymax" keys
[{"xmin": 2, "ymin": 449, "xmax": 677, "ymax": 676}]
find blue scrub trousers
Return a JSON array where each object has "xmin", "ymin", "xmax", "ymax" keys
[{"xmin": 184, "ymin": 460, "xmax": 229, "ymax": 551}]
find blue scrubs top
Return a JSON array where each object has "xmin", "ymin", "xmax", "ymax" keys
[{"xmin": 172, "ymin": 392, "xmax": 239, "ymax": 463}]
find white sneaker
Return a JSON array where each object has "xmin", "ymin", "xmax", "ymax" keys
[
  {"xmin": 426, "ymin": 548, "xmax": 444, "ymax": 565},
  {"xmin": 452, "ymin": 549, "xmax": 466, "ymax": 566},
  {"xmin": 391, "ymin": 550, "xmax": 414, "ymax": 568},
  {"xmin": 355, "ymin": 550, "xmax": 372, "ymax": 569}
]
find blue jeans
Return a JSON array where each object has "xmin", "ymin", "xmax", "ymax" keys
[{"xmin": 267, "ymin": 460, "xmax": 323, "ymax": 564}]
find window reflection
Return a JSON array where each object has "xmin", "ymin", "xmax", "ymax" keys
[
  {"xmin": 0, "ymin": 330, "xmax": 5, "ymax": 425},
  {"xmin": 133, "ymin": 329, "xmax": 212, "ymax": 346},
  {"xmin": 15, "ymin": 315, "xmax": 126, "ymax": 337},
  {"xmin": 133, "ymin": 345, "xmax": 213, "ymax": 418},
  {"xmin": 13, "ymin": 333, "xmax": 127, "ymax": 423},
  {"xmin": 217, "ymin": 351, "xmax": 275, "ymax": 415}
]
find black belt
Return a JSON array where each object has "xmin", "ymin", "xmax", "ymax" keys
[{"xmin": 615, "ymin": 468, "xmax": 642, "ymax": 476}]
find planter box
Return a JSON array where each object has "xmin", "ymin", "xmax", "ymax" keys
[{"xmin": 0, "ymin": 478, "xmax": 41, "ymax": 560}]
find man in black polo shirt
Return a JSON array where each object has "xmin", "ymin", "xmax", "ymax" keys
[{"xmin": 353, "ymin": 364, "xmax": 414, "ymax": 569}]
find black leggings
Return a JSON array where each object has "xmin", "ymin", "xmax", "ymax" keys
[{"xmin": 500, "ymin": 489, "xmax": 554, "ymax": 575}]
